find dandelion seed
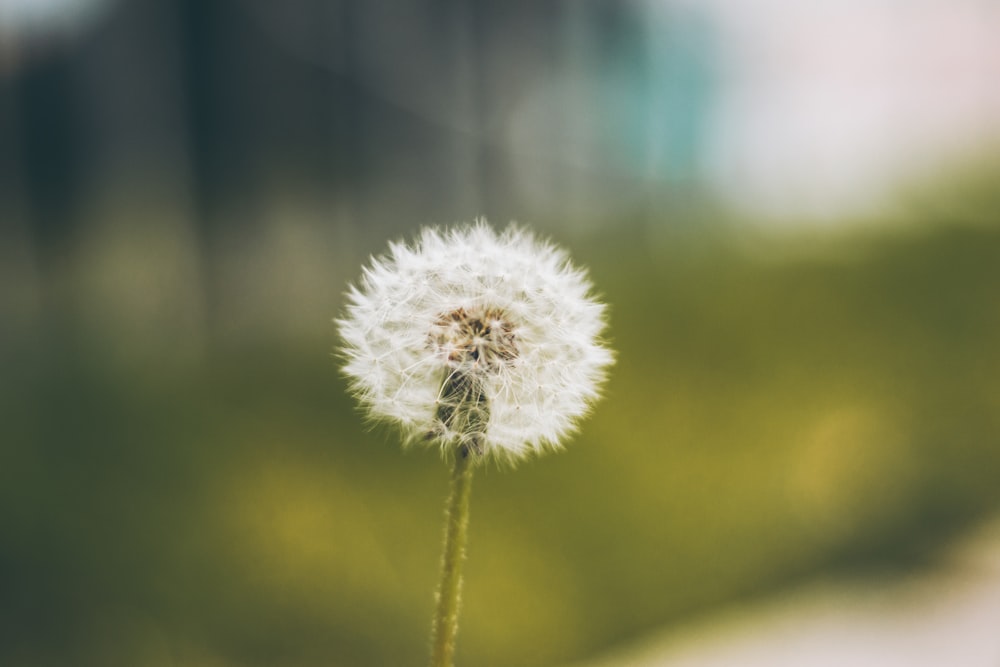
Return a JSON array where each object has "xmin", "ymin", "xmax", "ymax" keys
[
  {"xmin": 336, "ymin": 220, "xmax": 613, "ymax": 667},
  {"xmin": 337, "ymin": 220, "xmax": 613, "ymax": 463}
]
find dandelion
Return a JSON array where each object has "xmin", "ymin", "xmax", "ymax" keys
[
  {"xmin": 339, "ymin": 222, "xmax": 612, "ymax": 463},
  {"xmin": 337, "ymin": 221, "xmax": 613, "ymax": 666}
]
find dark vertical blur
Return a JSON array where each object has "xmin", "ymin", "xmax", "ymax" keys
[{"xmin": 0, "ymin": 0, "xmax": 719, "ymax": 351}]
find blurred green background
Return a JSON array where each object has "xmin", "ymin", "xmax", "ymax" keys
[{"xmin": 2, "ymin": 2, "xmax": 1000, "ymax": 666}]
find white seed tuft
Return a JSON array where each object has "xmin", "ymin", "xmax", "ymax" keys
[{"xmin": 337, "ymin": 221, "xmax": 614, "ymax": 464}]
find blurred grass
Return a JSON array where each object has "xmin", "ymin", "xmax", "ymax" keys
[{"xmin": 2, "ymin": 218, "xmax": 1000, "ymax": 666}]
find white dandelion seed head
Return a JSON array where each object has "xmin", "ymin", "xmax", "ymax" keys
[{"xmin": 337, "ymin": 220, "xmax": 614, "ymax": 464}]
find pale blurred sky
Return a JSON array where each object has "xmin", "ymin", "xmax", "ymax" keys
[
  {"xmin": 0, "ymin": 0, "xmax": 113, "ymax": 38},
  {"xmin": 698, "ymin": 0, "xmax": 1000, "ymax": 222}
]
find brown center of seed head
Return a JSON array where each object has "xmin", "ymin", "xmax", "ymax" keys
[{"xmin": 429, "ymin": 306, "xmax": 518, "ymax": 371}]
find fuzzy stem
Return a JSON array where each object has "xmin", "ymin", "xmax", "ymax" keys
[{"xmin": 429, "ymin": 450, "xmax": 475, "ymax": 667}]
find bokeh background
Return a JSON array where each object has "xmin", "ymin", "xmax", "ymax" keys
[{"xmin": 2, "ymin": 1, "xmax": 1000, "ymax": 666}]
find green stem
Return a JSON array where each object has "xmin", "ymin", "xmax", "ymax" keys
[{"xmin": 429, "ymin": 451, "xmax": 475, "ymax": 667}]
